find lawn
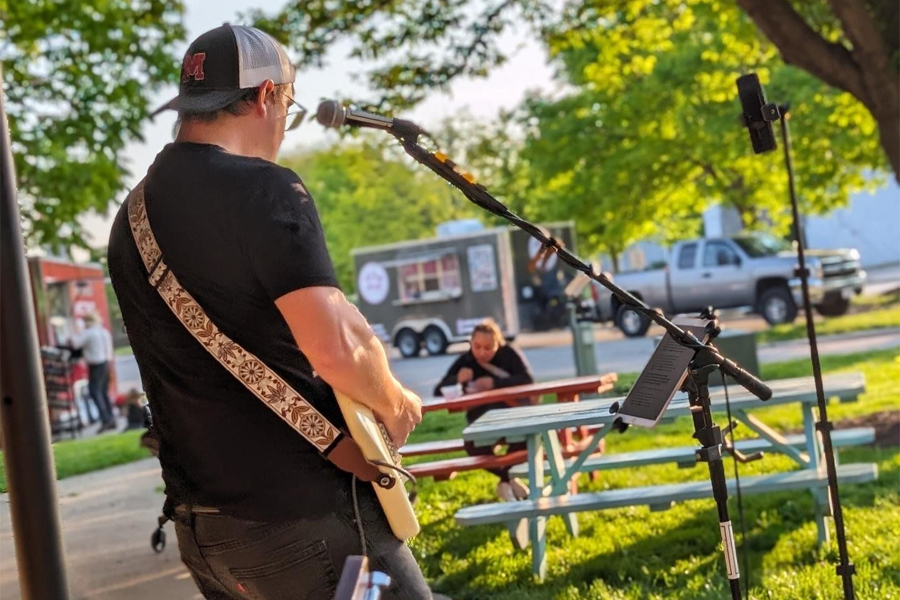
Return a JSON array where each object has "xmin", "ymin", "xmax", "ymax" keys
[
  {"xmin": 1, "ymin": 349, "xmax": 897, "ymax": 599},
  {"xmin": 756, "ymin": 301, "xmax": 899, "ymax": 344},
  {"xmin": 407, "ymin": 348, "xmax": 900, "ymax": 600},
  {"xmin": 0, "ymin": 429, "xmax": 149, "ymax": 493}
]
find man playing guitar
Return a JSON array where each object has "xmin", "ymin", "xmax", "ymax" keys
[{"xmin": 108, "ymin": 24, "xmax": 428, "ymax": 600}]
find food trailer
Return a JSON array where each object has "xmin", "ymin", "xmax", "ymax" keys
[{"xmin": 352, "ymin": 222, "xmax": 576, "ymax": 358}]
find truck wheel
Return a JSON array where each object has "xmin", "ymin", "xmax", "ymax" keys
[
  {"xmin": 815, "ymin": 294, "xmax": 851, "ymax": 317},
  {"xmin": 759, "ymin": 286, "xmax": 798, "ymax": 325},
  {"xmin": 422, "ymin": 326, "xmax": 449, "ymax": 356},
  {"xmin": 616, "ymin": 305, "xmax": 651, "ymax": 337},
  {"xmin": 395, "ymin": 329, "xmax": 421, "ymax": 358}
]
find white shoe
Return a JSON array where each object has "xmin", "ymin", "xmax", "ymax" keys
[
  {"xmin": 496, "ymin": 481, "xmax": 517, "ymax": 502},
  {"xmin": 509, "ymin": 478, "xmax": 529, "ymax": 500}
]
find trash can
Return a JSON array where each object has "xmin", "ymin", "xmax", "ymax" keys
[{"xmin": 569, "ymin": 302, "xmax": 598, "ymax": 377}]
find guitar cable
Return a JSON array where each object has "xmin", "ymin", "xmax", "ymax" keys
[
  {"xmin": 352, "ymin": 475, "xmax": 368, "ymax": 556},
  {"xmin": 351, "ymin": 461, "xmax": 418, "ymax": 556}
]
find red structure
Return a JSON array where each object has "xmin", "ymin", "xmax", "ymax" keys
[{"xmin": 27, "ymin": 256, "xmax": 117, "ymax": 395}]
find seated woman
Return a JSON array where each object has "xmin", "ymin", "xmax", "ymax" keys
[{"xmin": 433, "ymin": 319, "xmax": 534, "ymax": 502}]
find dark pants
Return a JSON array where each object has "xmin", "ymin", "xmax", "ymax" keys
[
  {"xmin": 172, "ymin": 483, "xmax": 431, "ymax": 600},
  {"xmin": 87, "ymin": 362, "xmax": 114, "ymax": 424},
  {"xmin": 465, "ymin": 401, "xmax": 529, "ymax": 482}
]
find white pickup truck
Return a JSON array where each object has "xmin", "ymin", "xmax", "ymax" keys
[{"xmin": 592, "ymin": 234, "xmax": 867, "ymax": 336}]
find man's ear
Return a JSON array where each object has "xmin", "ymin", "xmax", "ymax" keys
[{"xmin": 254, "ymin": 80, "xmax": 276, "ymax": 116}]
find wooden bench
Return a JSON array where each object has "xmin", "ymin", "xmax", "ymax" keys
[
  {"xmin": 508, "ymin": 427, "xmax": 876, "ymax": 479},
  {"xmin": 456, "ymin": 462, "xmax": 879, "ymax": 526},
  {"xmin": 400, "ymin": 439, "xmax": 466, "ymax": 457},
  {"xmin": 407, "ymin": 450, "xmax": 529, "ymax": 480},
  {"xmin": 406, "ymin": 436, "xmax": 608, "ymax": 481}
]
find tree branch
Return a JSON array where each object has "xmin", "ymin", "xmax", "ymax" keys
[{"xmin": 736, "ymin": 0, "xmax": 866, "ymax": 100}]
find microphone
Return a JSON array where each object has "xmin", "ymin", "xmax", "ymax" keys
[
  {"xmin": 315, "ymin": 100, "xmax": 426, "ymax": 137},
  {"xmin": 736, "ymin": 73, "xmax": 779, "ymax": 154}
]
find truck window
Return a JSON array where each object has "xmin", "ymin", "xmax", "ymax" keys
[
  {"xmin": 677, "ymin": 243, "xmax": 697, "ymax": 269},
  {"xmin": 732, "ymin": 234, "xmax": 791, "ymax": 257},
  {"xmin": 703, "ymin": 241, "xmax": 739, "ymax": 267},
  {"xmin": 398, "ymin": 254, "xmax": 462, "ymax": 302}
]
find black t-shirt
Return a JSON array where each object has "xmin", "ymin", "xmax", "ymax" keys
[{"xmin": 108, "ymin": 142, "xmax": 349, "ymax": 520}]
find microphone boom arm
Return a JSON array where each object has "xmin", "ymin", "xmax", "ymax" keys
[{"xmin": 387, "ymin": 127, "xmax": 772, "ymax": 402}]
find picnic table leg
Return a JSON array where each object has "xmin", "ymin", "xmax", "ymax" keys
[
  {"xmin": 527, "ymin": 434, "xmax": 547, "ymax": 581},
  {"xmin": 803, "ymin": 402, "xmax": 831, "ymax": 545},
  {"xmin": 556, "ymin": 393, "xmax": 579, "ymax": 452},
  {"xmin": 542, "ymin": 431, "xmax": 579, "ymax": 538}
]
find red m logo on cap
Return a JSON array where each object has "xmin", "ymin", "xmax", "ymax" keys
[{"xmin": 182, "ymin": 52, "xmax": 206, "ymax": 82}]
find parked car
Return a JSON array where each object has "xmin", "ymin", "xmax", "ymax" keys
[{"xmin": 592, "ymin": 234, "xmax": 867, "ymax": 336}]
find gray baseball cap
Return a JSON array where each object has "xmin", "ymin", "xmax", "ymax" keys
[{"xmin": 153, "ymin": 24, "xmax": 296, "ymax": 117}]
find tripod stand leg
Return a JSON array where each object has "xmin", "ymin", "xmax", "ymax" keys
[{"xmin": 707, "ymin": 455, "xmax": 742, "ymax": 599}]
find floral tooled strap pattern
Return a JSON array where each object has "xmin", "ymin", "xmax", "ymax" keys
[{"xmin": 125, "ymin": 181, "xmax": 340, "ymax": 452}]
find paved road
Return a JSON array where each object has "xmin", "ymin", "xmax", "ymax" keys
[{"xmin": 115, "ymin": 327, "xmax": 900, "ymax": 400}]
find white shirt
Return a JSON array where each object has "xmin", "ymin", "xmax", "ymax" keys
[{"xmin": 72, "ymin": 324, "xmax": 113, "ymax": 365}]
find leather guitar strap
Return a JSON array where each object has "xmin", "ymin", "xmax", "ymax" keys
[{"xmin": 126, "ymin": 179, "xmax": 381, "ymax": 483}]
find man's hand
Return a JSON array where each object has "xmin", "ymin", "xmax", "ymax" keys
[
  {"xmin": 378, "ymin": 387, "xmax": 422, "ymax": 448},
  {"xmin": 467, "ymin": 376, "xmax": 495, "ymax": 393},
  {"xmin": 457, "ymin": 367, "xmax": 474, "ymax": 384}
]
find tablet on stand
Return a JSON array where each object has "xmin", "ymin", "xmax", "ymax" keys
[{"xmin": 617, "ymin": 316, "xmax": 711, "ymax": 428}]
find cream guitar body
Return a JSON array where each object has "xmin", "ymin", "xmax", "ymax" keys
[{"xmin": 334, "ymin": 391, "xmax": 420, "ymax": 540}]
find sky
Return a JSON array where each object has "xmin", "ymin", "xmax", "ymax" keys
[{"xmin": 77, "ymin": 0, "xmax": 558, "ymax": 251}]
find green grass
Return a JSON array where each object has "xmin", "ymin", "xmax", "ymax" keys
[
  {"xmin": 114, "ymin": 345, "xmax": 134, "ymax": 356},
  {"xmin": 406, "ymin": 348, "xmax": 900, "ymax": 599},
  {"xmin": 1, "ymin": 350, "xmax": 897, "ymax": 598},
  {"xmin": 756, "ymin": 302, "xmax": 900, "ymax": 344},
  {"xmin": 0, "ymin": 429, "xmax": 149, "ymax": 493}
]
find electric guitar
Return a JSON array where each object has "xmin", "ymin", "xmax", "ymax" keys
[{"xmin": 334, "ymin": 391, "xmax": 420, "ymax": 540}]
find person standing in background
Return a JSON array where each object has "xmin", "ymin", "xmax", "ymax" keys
[{"xmin": 72, "ymin": 312, "xmax": 116, "ymax": 432}]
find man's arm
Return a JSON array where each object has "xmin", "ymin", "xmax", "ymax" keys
[{"xmin": 276, "ymin": 286, "xmax": 421, "ymax": 447}]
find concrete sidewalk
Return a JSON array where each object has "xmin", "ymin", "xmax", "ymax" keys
[
  {"xmin": 1, "ymin": 459, "xmax": 195, "ymax": 600},
  {"xmin": 0, "ymin": 460, "xmax": 453, "ymax": 600}
]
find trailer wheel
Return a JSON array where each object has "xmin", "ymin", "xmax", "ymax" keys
[
  {"xmin": 422, "ymin": 326, "xmax": 449, "ymax": 356},
  {"xmin": 395, "ymin": 329, "xmax": 421, "ymax": 358}
]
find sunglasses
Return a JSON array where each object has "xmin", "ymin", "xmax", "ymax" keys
[{"xmin": 283, "ymin": 95, "xmax": 307, "ymax": 132}]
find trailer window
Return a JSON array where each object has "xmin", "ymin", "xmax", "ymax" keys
[{"xmin": 398, "ymin": 254, "xmax": 462, "ymax": 302}]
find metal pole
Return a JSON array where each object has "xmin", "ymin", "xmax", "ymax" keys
[
  {"xmin": 0, "ymin": 81, "xmax": 71, "ymax": 598},
  {"xmin": 779, "ymin": 108, "xmax": 855, "ymax": 599}
]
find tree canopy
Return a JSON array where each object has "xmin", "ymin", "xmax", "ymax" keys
[
  {"xmin": 2, "ymin": 0, "xmax": 186, "ymax": 251},
  {"xmin": 256, "ymin": 0, "xmax": 898, "ymax": 177},
  {"xmin": 423, "ymin": 2, "xmax": 886, "ymax": 267}
]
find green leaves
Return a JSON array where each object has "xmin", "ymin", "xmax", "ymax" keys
[{"xmin": 2, "ymin": 0, "xmax": 186, "ymax": 251}]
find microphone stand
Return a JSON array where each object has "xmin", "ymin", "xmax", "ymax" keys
[{"xmin": 384, "ymin": 125, "xmax": 772, "ymax": 599}]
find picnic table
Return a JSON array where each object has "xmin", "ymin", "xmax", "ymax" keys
[
  {"xmin": 403, "ymin": 373, "xmax": 617, "ymax": 480},
  {"xmin": 420, "ymin": 372, "xmax": 619, "ymax": 413},
  {"xmin": 455, "ymin": 372, "xmax": 878, "ymax": 579}
]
